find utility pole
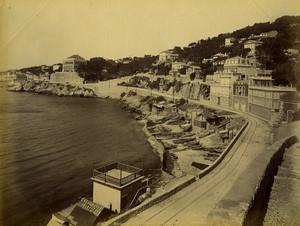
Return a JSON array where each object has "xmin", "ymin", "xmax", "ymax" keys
[{"xmin": 172, "ymin": 78, "xmax": 176, "ymax": 103}]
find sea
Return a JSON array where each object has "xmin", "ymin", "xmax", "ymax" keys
[{"xmin": 0, "ymin": 82, "xmax": 161, "ymax": 226}]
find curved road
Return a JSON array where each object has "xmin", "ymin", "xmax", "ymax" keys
[
  {"xmin": 92, "ymin": 83, "xmax": 270, "ymax": 225},
  {"xmin": 120, "ymin": 88, "xmax": 269, "ymax": 226}
]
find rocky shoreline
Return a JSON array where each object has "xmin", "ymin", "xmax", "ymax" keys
[
  {"xmin": 7, "ymin": 80, "xmax": 95, "ymax": 98},
  {"xmin": 116, "ymin": 89, "xmax": 235, "ymax": 179}
]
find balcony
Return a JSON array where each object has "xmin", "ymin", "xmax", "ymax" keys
[
  {"xmin": 249, "ymin": 85, "xmax": 296, "ymax": 92},
  {"xmin": 92, "ymin": 162, "xmax": 143, "ymax": 187},
  {"xmin": 250, "ymin": 76, "xmax": 273, "ymax": 80}
]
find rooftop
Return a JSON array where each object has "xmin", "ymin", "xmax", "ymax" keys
[
  {"xmin": 67, "ymin": 54, "xmax": 86, "ymax": 61},
  {"xmin": 92, "ymin": 162, "xmax": 143, "ymax": 188},
  {"xmin": 250, "ymin": 76, "xmax": 273, "ymax": 80},
  {"xmin": 160, "ymin": 50, "xmax": 178, "ymax": 55},
  {"xmin": 249, "ymin": 85, "xmax": 296, "ymax": 92}
]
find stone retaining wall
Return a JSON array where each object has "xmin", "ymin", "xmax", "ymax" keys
[{"xmin": 242, "ymin": 135, "xmax": 299, "ymax": 226}]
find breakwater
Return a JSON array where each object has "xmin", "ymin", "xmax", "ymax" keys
[{"xmin": 7, "ymin": 80, "xmax": 95, "ymax": 97}]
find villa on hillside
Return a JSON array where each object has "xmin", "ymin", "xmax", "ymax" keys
[
  {"xmin": 170, "ymin": 61, "xmax": 188, "ymax": 73},
  {"xmin": 225, "ymin": 37, "xmax": 236, "ymax": 47},
  {"xmin": 212, "ymin": 53, "xmax": 229, "ymax": 68},
  {"xmin": 62, "ymin": 55, "xmax": 86, "ymax": 72},
  {"xmin": 158, "ymin": 50, "xmax": 179, "ymax": 62},
  {"xmin": 186, "ymin": 65, "xmax": 201, "ymax": 79},
  {"xmin": 50, "ymin": 55, "xmax": 86, "ymax": 85},
  {"xmin": 248, "ymin": 30, "xmax": 278, "ymax": 40},
  {"xmin": 244, "ymin": 40, "xmax": 263, "ymax": 56}
]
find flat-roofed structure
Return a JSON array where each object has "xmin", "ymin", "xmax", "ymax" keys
[
  {"xmin": 50, "ymin": 55, "xmax": 86, "ymax": 85},
  {"xmin": 248, "ymin": 75, "xmax": 296, "ymax": 121},
  {"xmin": 91, "ymin": 162, "xmax": 145, "ymax": 213}
]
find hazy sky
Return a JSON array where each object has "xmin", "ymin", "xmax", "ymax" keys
[{"xmin": 0, "ymin": 0, "xmax": 300, "ymax": 70}]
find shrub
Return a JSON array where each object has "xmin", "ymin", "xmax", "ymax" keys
[
  {"xmin": 141, "ymin": 95, "xmax": 151, "ymax": 102},
  {"xmin": 174, "ymin": 81, "xmax": 182, "ymax": 92},
  {"xmin": 177, "ymin": 97, "xmax": 186, "ymax": 106},
  {"xmin": 156, "ymin": 96, "xmax": 166, "ymax": 103},
  {"xmin": 128, "ymin": 90, "xmax": 137, "ymax": 97},
  {"xmin": 190, "ymin": 72, "xmax": 196, "ymax": 81}
]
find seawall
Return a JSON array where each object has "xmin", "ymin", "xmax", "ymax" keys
[
  {"xmin": 243, "ymin": 135, "xmax": 299, "ymax": 226},
  {"xmin": 205, "ymin": 135, "xmax": 299, "ymax": 226},
  {"xmin": 263, "ymin": 142, "xmax": 300, "ymax": 225}
]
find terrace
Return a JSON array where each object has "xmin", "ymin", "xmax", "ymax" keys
[{"xmin": 92, "ymin": 162, "xmax": 143, "ymax": 187}]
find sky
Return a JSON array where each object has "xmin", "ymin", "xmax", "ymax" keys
[{"xmin": 0, "ymin": 0, "xmax": 300, "ymax": 71}]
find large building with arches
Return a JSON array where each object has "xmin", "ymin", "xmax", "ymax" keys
[{"xmin": 209, "ymin": 56, "xmax": 256, "ymax": 107}]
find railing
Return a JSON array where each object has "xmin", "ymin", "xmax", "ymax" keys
[
  {"xmin": 129, "ymin": 186, "xmax": 147, "ymax": 207},
  {"xmin": 249, "ymin": 85, "xmax": 296, "ymax": 91},
  {"xmin": 93, "ymin": 162, "xmax": 143, "ymax": 187}
]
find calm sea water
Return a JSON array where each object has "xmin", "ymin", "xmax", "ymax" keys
[{"xmin": 0, "ymin": 83, "xmax": 161, "ymax": 226}]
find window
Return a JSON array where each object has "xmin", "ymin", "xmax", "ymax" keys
[
  {"xmin": 273, "ymin": 101, "xmax": 280, "ymax": 109},
  {"xmin": 273, "ymin": 92, "xmax": 279, "ymax": 99}
]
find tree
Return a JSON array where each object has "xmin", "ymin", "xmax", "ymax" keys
[
  {"xmin": 190, "ymin": 72, "xmax": 196, "ymax": 81},
  {"xmin": 272, "ymin": 61, "xmax": 299, "ymax": 89},
  {"xmin": 201, "ymin": 62, "xmax": 214, "ymax": 77}
]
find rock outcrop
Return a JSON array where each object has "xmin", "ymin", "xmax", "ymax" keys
[{"xmin": 7, "ymin": 80, "xmax": 95, "ymax": 98}]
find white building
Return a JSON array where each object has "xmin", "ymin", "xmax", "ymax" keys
[
  {"xmin": 260, "ymin": 30, "xmax": 278, "ymax": 39},
  {"xmin": 171, "ymin": 61, "xmax": 188, "ymax": 71},
  {"xmin": 62, "ymin": 55, "xmax": 87, "ymax": 72},
  {"xmin": 186, "ymin": 65, "xmax": 201, "ymax": 79},
  {"xmin": 248, "ymin": 74, "xmax": 296, "ymax": 121},
  {"xmin": 209, "ymin": 56, "xmax": 256, "ymax": 107},
  {"xmin": 225, "ymin": 37, "xmax": 236, "ymax": 47},
  {"xmin": 159, "ymin": 50, "xmax": 179, "ymax": 62},
  {"xmin": 244, "ymin": 40, "xmax": 263, "ymax": 55},
  {"xmin": 91, "ymin": 162, "xmax": 146, "ymax": 213},
  {"xmin": 284, "ymin": 48, "xmax": 299, "ymax": 57},
  {"xmin": 50, "ymin": 55, "xmax": 86, "ymax": 85}
]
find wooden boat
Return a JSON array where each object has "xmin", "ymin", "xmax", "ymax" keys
[
  {"xmin": 187, "ymin": 140, "xmax": 199, "ymax": 145},
  {"xmin": 173, "ymin": 139, "xmax": 186, "ymax": 144},
  {"xmin": 163, "ymin": 143, "xmax": 177, "ymax": 149},
  {"xmin": 186, "ymin": 145, "xmax": 203, "ymax": 150},
  {"xmin": 156, "ymin": 135, "xmax": 173, "ymax": 140},
  {"xmin": 206, "ymin": 152, "xmax": 220, "ymax": 157},
  {"xmin": 179, "ymin": 136, "xmax": 195, "ymax": 142}
]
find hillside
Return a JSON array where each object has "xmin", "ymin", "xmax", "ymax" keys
[
  {"xmin": 175, "ymin": 16, "xmax": 300, "ymax": 61},
  {"xmin": 171, "ymin": 15, "xmax": 300, "ymax": 88},
  {"xmin": 13, "ymin": 15, "xmax": 300, "ymax": 88}
]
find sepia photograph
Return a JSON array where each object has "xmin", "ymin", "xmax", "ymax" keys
[{"xmin": 0, "ymin": 0, "xmax": 300, "ymax": 225}]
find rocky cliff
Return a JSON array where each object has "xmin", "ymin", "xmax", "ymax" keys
[
  {"xmin": 176, "ymin": 82, "xmax": 210, "ymax": 100},
  {"xmin": 7, "ymin": 80, "xmax": 95, "ymax": 98}
]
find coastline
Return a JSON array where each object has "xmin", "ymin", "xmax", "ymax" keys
[
  {"xmin": 141, "ymin": 122, "xmax": 164, "ymax": 161},
  {"xmin": 5, "ymin": 79, "xmax": 250, "ymax": 225},
  {"xmin": 5, "ymin": 78, "xmax": 245, "ymax": 183},
  {"xmin": 7, "ymin": 80, "xmax": 95, "ymax": 98}
]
